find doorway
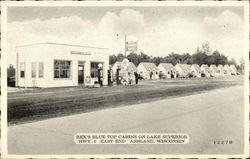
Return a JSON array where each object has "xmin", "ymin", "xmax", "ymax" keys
[{"xmin": 78, "ymin": 65, "xmax": 84, "ymax": 85}]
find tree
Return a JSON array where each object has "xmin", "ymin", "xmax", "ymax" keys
[
  {"xmin": 180, "ymin": 53, "xmax": 191, "ymax": 64},
  {"xmin": 218, "ymin": 54, "xmax": 228, "ymax": 65},
  {"xmin": 116, "ymin": 53, "xmax": 125, "ymax": 62},
  {"xmin": 201, "ymin": 41, "xmax": 212, "ymax": 55},
  {"xmin": 228, "ymin": 58, "xmax": 237, "ymax": 66},
  {"xmin": 191, "ymin": 48, "xmax": 208, "ymax": 65},
  {"xmin": 139, "ymin": 51, "xmax": 151, "ymax": 63},
  {"xmin": 109, "ymin": 54, "xmax": 117, "ymax": 65},
  {"xmin": 127, "ymin": 53, "xmax": 140, "ymax": 66},
  {"xmin": 165, "ymin": 53, "xmax": 182, "ymax": 65},
  {"xmin": 239, "ymin": 58, "xmax": 244, "ymax": 74},
  {"xmin": 152, "ymin": 56, "xmax": 164, "ymax": 66}
]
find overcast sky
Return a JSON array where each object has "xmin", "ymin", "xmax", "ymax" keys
[{"xmin": 7, "ymin": 6, "xmax": 246, "ymax": 66}]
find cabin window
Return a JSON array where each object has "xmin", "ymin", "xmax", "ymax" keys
[
  {"xmin": 31, "ymin": 62, "xmax": 37, "ymax": 78},
  {"xmin": 20, "ymin": 62, "xmax": 25, "ymax": 78},
  {"xmin": 54, "ymin": 60, "xmax": 71, "ymax": 79},
  {"xmin": 39, "ymin": 62, "xmax": 44, "ymax": 78}
]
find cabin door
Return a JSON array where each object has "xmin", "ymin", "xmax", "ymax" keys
[{"xmin": 78, "ymin": 65, "xmax": 84, "ymax": 85}]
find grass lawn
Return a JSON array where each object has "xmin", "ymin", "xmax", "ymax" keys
[{"xmin": 8, "ymin": 76, "xmax": 243, "ymax": 125}]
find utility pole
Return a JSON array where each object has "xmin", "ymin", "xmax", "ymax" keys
[{"xmin": 124, "ymin": 35, "xmax": 127, "ymax": 57}]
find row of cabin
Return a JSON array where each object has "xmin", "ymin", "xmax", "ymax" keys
[
  {"xmin": 112, "ymin": 60, "xmax": 238, "ymax": 80},
  {"xmin": 15, "ymin": 42, "xmax": 237, "ymax": 88}
]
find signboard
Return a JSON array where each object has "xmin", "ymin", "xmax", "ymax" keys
[
  {"xmin": 125, "ymin": 41, "xmax": 137, "ymax": 52},
  {"xmin": 71, "ymin": 51, "xmax": 91, "ymax": 55}
]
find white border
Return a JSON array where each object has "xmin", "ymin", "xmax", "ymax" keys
[{"xmin": 1, "ymin": 1, "xmax": 249, "ymax": 158}]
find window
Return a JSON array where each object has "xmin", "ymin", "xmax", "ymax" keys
[
  {"xmin": 54, "ymin": 60, "xmax": 71, "ymax": 78},
  {"xmin": 31, "ymin": 62, "xmax": 37, "ymax": 78},
  {"xmin": 90, "ymin": 62, "xmax": 102, "ymax": 78},
  {"xmin": 20, "ymin": 62, "xmax": 25, "ymax": 78},
  {"xmin": 39, "ymin": 62, "xmax": 44, "ymax": 78}
]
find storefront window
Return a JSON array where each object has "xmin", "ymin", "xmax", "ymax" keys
[
  {"xmin": 20, "ymin": 62, "xmax": 25, "ymax": 78},
  {"xmin": 54, "ymin": 60, "xmax": 71, "ymax": 78},
  {"xmin": 31, "ymin": 62, "xmax": 36, "ymax": 78},
  {"xmin": 91, "ymin": 62, "xmax": 102, "ymax": 78},
  {"xmin": 39, "ymin": 62, "xmax": 44, "ymax": 78}
]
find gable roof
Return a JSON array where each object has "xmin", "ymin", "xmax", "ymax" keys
[
  {"xmin": 230, "ymin": 65, "xmax": 237, "ymax": 72},
  {"xmin": 201, "ymin": 64, "xmax": 210, "ymax": 72},
  {"xmin": 191, "ymin": 64, "xmax": 201, "ymax": 72},
  {"xmin": 127, "ymin": 62, "xmax": 137, "ymax": 71},
  {"xmin": 175, "ymin": 64, "xmax": 191, "ymax": 73},
  {"xmin": 112, "ymin": 61, "xmax": 137, "ymax": 71},
  {"xmin": 159, "ymin": 63, "xmax": 176, "ymax": 71},
  {"xmin": 224, "ymin": 64, "xmax": 231, "ymax": 71},
  {"xmin": 139, "ymin": 62, "xmax": 159, "ymax": 72},
  {"xmin": 218, "ymin": 64, "xmax": 225, "ymax": 71},
  {"xmin": 210, "ymin": 65, "xmax": 219, "ymax": 71}
]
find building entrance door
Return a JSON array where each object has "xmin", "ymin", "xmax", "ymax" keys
[{"xmin": 78, "ymin": 65, "xmax": 84, "ymax": 85}]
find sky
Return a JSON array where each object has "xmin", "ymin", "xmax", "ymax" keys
[{"xmin": 7, "ymin": 6, "xmax": 246, "ymax": 66}]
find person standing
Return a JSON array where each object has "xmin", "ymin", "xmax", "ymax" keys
[{"xmin": 134, "ymin": 72, "xmax": 139, "ymax": 85}]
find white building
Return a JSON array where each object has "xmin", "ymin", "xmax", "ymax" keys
[
  {"xmin": 137, "ymin": 62, "xmax": 159, "ymax": 80},
  {"xmin": 223, "ymin": 64, "xmax": 232, "ymax": 76},
  {"xmin": 209, "ymin": 65, "xmax": 220, "ymax": 77},
  {"xmin": 158, "ymin": 63, "xmax": 177, "ymax": 78},
  {"xmin": 175, "ymin": 64, "xmax": 192, "ymax": 78},
  {"xmin": 217, "ymin": 64, "xmax": 227, "ymax": 76},
  {"xmin": 190, "ymin": 64, "xmax": 202, "ymax": 77},
  {"xmin": 229, "ymin": 65, "xmax": 237, "ymax": 75},
  {"xmin": 111, "ymin": 59, "xmax": 137, "ymax": 80},
  {"xmin": 16, "ymin": 42, "xmax": 109, "ymax": 88},
  {"xmin": 200, "ymin": 64, "xmax": 211, "ymax": 77}
]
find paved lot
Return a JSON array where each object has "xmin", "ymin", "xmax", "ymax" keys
[{"xmin": 8, "ymin": 85, "xmax": 245, "ymax": 155}]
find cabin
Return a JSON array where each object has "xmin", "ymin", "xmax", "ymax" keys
[
  {"xmin": 200, "ymin": 64, "xmax": 211, "ymax": 77},
  {"xmin": 137, "ymin": 62, "xmax": 159, "ymax": 80},
  {"xmin": 217, "ymin": 64, "xmax": 227, "ymax": 76},
  {"xmin": 223, "ymin": 64, "xmax": 232, "ymax": 76},
  {"xmin": 175, "ymin": 64, "xmax": 192, "ymax": 78},
  {"xmin": 190, "ymin": 64, "xmax": 202, "ymax": 77},
  {"xmin": 111, "ymin": 59, "xmax": 137, "ymax": 81},
  {"xmin": 209, "ymin": 65, "xmax": 220, "ymax": 77},
  {"xmin": 158, "ymin": 63, "xmax": 177, "ymax": 78},
  {"xmin": 16, "ymin": 42, "xmax": 109, "ymax": 87},
  {"xmin": 229, "ymin": 65, "xmax": 237, "ymax": 75}
]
